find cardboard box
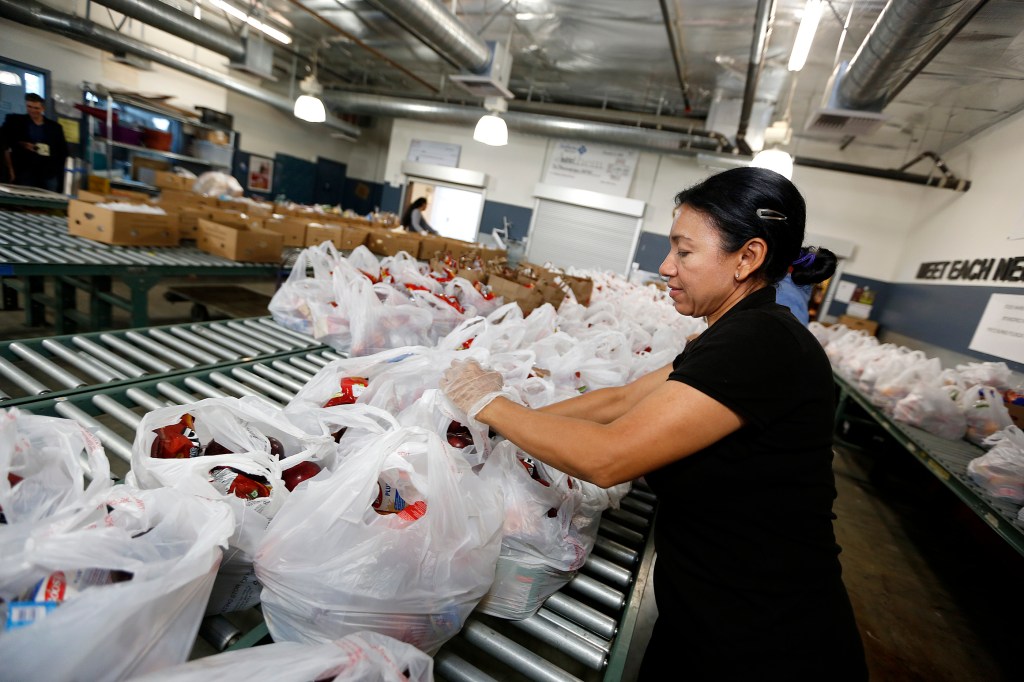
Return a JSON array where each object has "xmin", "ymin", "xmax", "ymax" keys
[
  {"xmin": 157, "ymin": 189, "xmax": 216, "ymax": 207},
  {"xmin": 417, "ymin": 235, "xmax": 449, "ymax": 261},
  {"xmin": 207, "ymin": 208, "xmax": 262, "ymax": 230},
  {"xmin": 304, "ymin": 223, "xmax": 342, "ymax": 248},
  {"xmin": 263, "ymin": 216, "xmax": 310, "ymax": 247},
  {"xmin": 153, "ymin": 170, "xmax": 195, "ymax": 191},
  {"xmin": 219, "ymin": 199, "xmax": 274, "ymax": 217},
  {"xmin": 171, "ymin": 207, "xmax": 215, "ymax": 239},
  {"xmin": 1006, "ymin": 400, "xmax": 1024, "ymax": 429},
  {"xmin": 366, "ymin": 230, "xmax": 421, "ymax": 257},
  {"xmin": 444, "ymin": 239, "xmax": 478, "ymax": 262},
  {"xmin": 197, "ymin": 219, "xmax": 283, "ymax": 262},
  {"xmin": 456, "ymin": 268, "xmax": 488, "ymax": 284},
  {"xmin": 67, "ymin": 200, "xmax": 178, "ymax": 246},
  {"xmin": 339, "ymin": 225, "xmax": 370, "ymax": 250},
  {"xmin": 132, "ymin": 157, "xmax": 171, "ymax": 184},
  {"xmin": 559, "ymin": 273, "xmax": 594, "ymax": 306},
  {"xmin": 838, "ymin": 314, "xmax": 879, "ymax": 335},
  {"xmin": 108, "ymin": 187, "xmax": 153, "ymax": 203},
  {"xmin": 488, "ymin": 274, "xmax": 545, "ymax": 315}
]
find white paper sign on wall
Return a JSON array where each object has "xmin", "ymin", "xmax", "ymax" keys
[
  {"xmin": 968, "ymin": 293, "xmax": 1024, "ymax": 364},
  {"xmin": 407, "ymin": 139, "xmax": 461, "ymax": 168},
  {"xmin": 543, "ymin": 140, "xmax": 639, "ymax": 196}
]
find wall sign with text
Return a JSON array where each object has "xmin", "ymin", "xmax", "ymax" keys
[
  {"xmin": 969, "ymin": 293, "xmax": 1024, "ymax": 364},
  {"xmin": 915, "ymin": 255, "xmax": 1024, "ymax": 284},
  {"xmin": 542, "ymin": 141, "xmax": 639, "ymax": 196}
]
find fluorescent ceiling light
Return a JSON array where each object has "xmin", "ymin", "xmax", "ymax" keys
[
  {"xmin": 0, "ymin": 70, "xmax": 22, "ymax": 86},
  {"xmin": 788, "ymin": 0, "xmax": 823, "ymax": 72},
  {"xmin": 208, "ymin": 0, "xmax": 292, "ymax": 45},
  {"xmin": 750, "ymin": 149, "xmax": 795, "ymax": 180},
  {"xmin": 474, "ymin": 114, "xmax": 508, "ymax": 146}
]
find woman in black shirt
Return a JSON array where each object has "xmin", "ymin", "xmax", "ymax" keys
[{"xmin": 440, "ymin": 166, "xmax": 866, "ymax": 680}]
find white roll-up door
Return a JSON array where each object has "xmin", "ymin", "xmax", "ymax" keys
[{"xmin": 525, "ymin": 183, "xmax": 645, "ymax": 275}]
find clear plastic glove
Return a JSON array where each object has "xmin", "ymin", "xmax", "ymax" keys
[{"xmin": 440, "ymin": 359, "xmax": 507, "ymax": 419}]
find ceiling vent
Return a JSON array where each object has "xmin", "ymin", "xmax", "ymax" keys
[
  {"xmin": 230, "ymin": 35, "xmax": 275, "ymax": 80},
  {"xmin": 450, "ymin": 41, "xmax": 513, "ymax": 99},
  {"xmin": 805, "ymin": 62, "xmax": 886, "ymax": 137}
]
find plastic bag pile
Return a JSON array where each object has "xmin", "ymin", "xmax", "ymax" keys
[
  {"xmin": 810, "ymin": 322, "xmax": 1024, "ymax": 514},
  {"xmin": 2, "ymin": 261, "xmax": 699, "ymax": 677}
]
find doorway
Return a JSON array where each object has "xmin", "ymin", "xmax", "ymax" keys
[{"xmin": 403, "ymin": 180, "xmax": 485, "ymax": 242}]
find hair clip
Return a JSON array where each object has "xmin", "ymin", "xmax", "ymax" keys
[{"xmin": 756, "ymin": 208, "xmax": 787, "ymax": 221}]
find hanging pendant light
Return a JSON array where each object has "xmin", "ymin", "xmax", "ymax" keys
[
  {"xmin": 473, "ymin": 96, "xmax": 509, "ymax": 146},
  {"xmin": 294, "ymin": 48, "xmax": 326, "ymax": 123}
]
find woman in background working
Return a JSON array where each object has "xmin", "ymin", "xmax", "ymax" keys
[
  {"xmin": 440, "ymin": 167, "xmax": 866, "ymax": 680},
  {"xmin": 401, "ymin": 197, "xmax": 438, "ymax": 235}
]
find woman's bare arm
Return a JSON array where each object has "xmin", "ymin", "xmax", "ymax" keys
[
  {"xmin": 479, "ymin": 377, "xmax": 743, "ymax": 488},
  {"xmin": 536, "ymin": 363, "xmax": 674, "ymax": 424}
]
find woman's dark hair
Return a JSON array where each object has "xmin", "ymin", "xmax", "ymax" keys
[
  {"xmin": 400, "ymin": 197, "xmax": 428, "ymax": 228},
  {"xmin": 675, "ymin": 166, "xmax": 835, "ymax": 285}
]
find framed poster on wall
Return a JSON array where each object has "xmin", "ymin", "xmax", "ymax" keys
[{"xmin": 248, "ymin": 155, "xmax": 274, "ymax": 193}]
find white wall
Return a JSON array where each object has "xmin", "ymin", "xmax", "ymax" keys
[{"xmin": 893, "ymin": 109, "xmax": 1024, "ymax": 284}]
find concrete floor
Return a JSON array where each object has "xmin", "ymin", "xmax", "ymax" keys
[{"xmin": 1, "ymin": 276, "xmax": 1021, "ymax": 680}]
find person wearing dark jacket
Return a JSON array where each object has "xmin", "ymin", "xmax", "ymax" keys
[{"xmin": 2, "ymin": 93, "xmax": 68, "ymax": 191}]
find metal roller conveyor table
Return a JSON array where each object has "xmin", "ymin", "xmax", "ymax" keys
[
  {"xmin": 8, "ymin": 317, "xmax": 659, "ymax": 681},
  {"xmin": 834, "ymin": 373, "xmax": 1024, "ymax": 558},
  {"xmin": 0, "ymin": 210, "xmax": 292, "ymax": 331},
  {"xmin": 0, "ymin": 316, "xmax": 326, "ymax": 406}
]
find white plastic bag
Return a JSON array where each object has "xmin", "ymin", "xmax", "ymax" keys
[
  {"xmin": 475, "ymin": 441, "xmax": 594, "ymax": 620},
  {"xmin": 126, "ymin": 631, "xmax": 433, "ymax": 682},
  {"xmin": 255, "ymin": 427, "xmax": 504, "ymax": 653},
  {"xmin": 269, "ymin": 242, "xmax": 340, "ymax": 335},
  {"xmin": 892, "ymin": 382, "xmax": 967, "ymax": 441},
  {"xmin": 0, "ymin": 407, "xmax": 111, "ymax": 525},
  {"xmin": 967, "ymin": 427, "xmax": 1024, "ymax": 502},
  {"xmin": 0, "ymin": 485, "xmax": 233, "ymax": 681},
  {"xmin": 128, "ymin": 397, "xmax": 331, "ymax": 615},
  {"xmin": 959, "ymin": 384, "xmax": 1014, "ymax": 446}
]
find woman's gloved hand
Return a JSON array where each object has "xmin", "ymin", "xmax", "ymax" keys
[{"xmin": 440, "ymin": 359, "xmax": 507, "ymax": 419}]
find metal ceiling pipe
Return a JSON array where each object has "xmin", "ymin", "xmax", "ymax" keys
[
  {"xmin": 362, "ymin": 0, "xmax": 492, "ymax": 72},
  {"xmin": 735, "ymin": 0, "xmax": 777, "ymax": 155},
  {"xmin": 838, "ymin": 0, "xmax": 990, "ymax": 111},
  {"xmin": 89, "ymin": 0, "xmax": 246, "ymax": 62},
  {"xmin": 794, "ymin": 155, "xmax": 971, "ymax": 192},
  {"xmin": 323, "ymin": 91, "xmax": 730, "ymax": 154},
  {"xmin": 0, "ymin": 0, "xmax": 360, "ymax": 138}
]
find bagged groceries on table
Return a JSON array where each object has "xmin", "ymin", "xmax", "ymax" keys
[
  {"xmin": 967, "ymin": 427, "xmax": 1024, "ymax": 503},
  {"xmin": 892, "ymin": 381, "xmax": 967, "ymax": 441},
  {"xmin": 255, "ymin": 427, "xmax": 504, "ymax": 653},
  {"xmin": 127, "ymin": 630, "xmax": 433, "ymax": 682},
  {"xmin": 268, "ymin": 241, "xmax": 339, "ymax": 336},
  {"xmin": 475, "ymin": 440, "xmax": 603, "ymax": 620},
  {"xmin": 959, "ymin": 385, "xmax": 1014, "ymax": 447},
  {"xmin": 0, "ymin": 407, "xmax": 111, "ymax": 525},
  {"xmin": 0, "ymin": 485, "xmax": 232, "ymax": 681},
  {"xmin": 128, "ymin": 397, "xmax": 332, "ymax": 614}
]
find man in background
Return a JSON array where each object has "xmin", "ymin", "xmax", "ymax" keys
[{"xmin": 2, "ymin": 93, "xmax": 68, "ymax": 191}]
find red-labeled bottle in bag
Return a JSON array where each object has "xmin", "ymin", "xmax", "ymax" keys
[
  {"xmin": 150, "ymin": 414, "xmax": 200, "ymax": 459},
  {"xmin": 323, "ymin": 377, "xmax": 369, "ymax": 407}
]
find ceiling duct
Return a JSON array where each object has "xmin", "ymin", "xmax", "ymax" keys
[
  {"xmin": 364, "ymin": 0, "xmax": 511, "ymax": 98},
  {"xmin": 89, "ymin": 0, "xmax": 246, "ymax": 63},
  {"xmin": 363, "ymin": 0, "xmax": 492, "ymax": 72},
  {"xmin": 449, "ymin": 41, "xmax": 513, "ymax": 99},
  {"xmin": 324, "ymin": 91, "xmax": 729, "ymax": 154},
  {"xmin": 91, "ymin": 0, "xmax": 275, "ymax": 79},
  {"xmin": 806, "ymin": 0, "xmax": 989, "ymax": 136},
  {"xmin": 0, "ymin": 0, "xmax": 360, "ymax": 138}
]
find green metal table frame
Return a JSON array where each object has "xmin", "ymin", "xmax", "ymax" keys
[
  {"xmin": 834, "ymin": 372, "xmax": 1024, "ymax": 558},
  {"xmin": 1, "ymin": 262, "xmax": 280, "ymax": 334}
]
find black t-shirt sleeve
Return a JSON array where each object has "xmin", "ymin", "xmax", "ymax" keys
[{"xmin": 669, "ymin": 310, "xmax": 808, "ymax": 430}]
